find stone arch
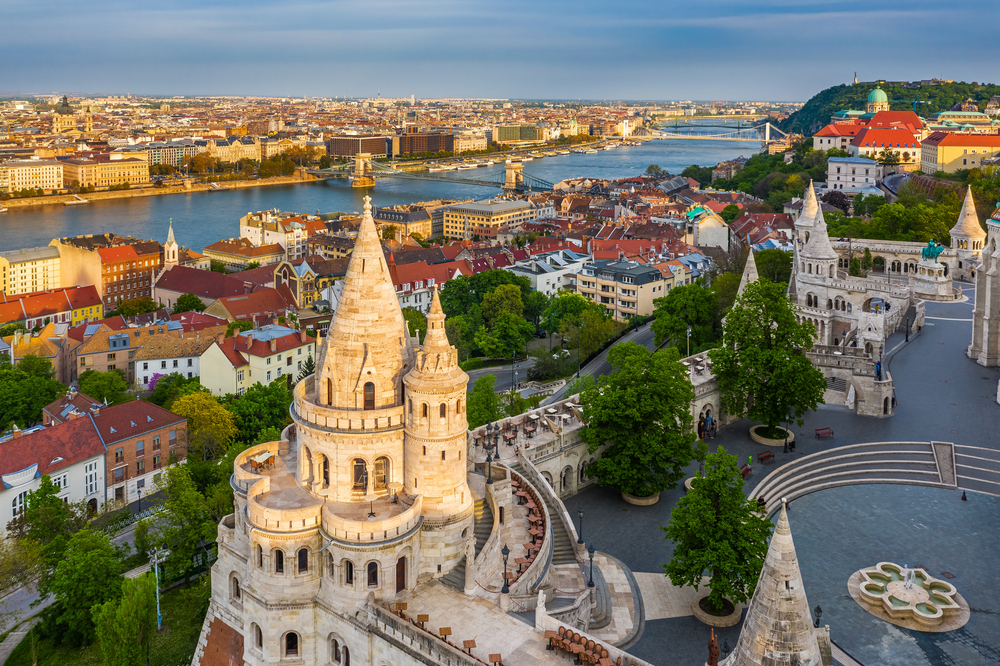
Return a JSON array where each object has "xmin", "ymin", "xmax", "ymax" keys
[
  {"xmin": 827, "ymin": 298, "xmax": 833, "ymax": 309},
  {"xmin": 251, "ymin": 623, "xmax": 263, "ymax": 650},
  {"xmin": 230, "ymin": 573, "xmax": 241, "ymax": 600},
  {"xmin": 865, "ymin": 342, "xmax": 873, "ymax": 354},
  {"xmin": 273, "ymin": 549, "xmax": 285, "ymax": 574},
  {"xmin": 456, "ymin": 398, "xmax": 463, "ymax": 414},
  {"xmin": 256, "ymin": 544, "xmax": 263, "ymax": 568},
  {"xmin": 579, "ymin": 458, "xmax": 593, "ymax": 483},
  {"xmin": 541, "ymin": 471, "xmax": 554, "ymax": 487},
  {"xmin": 328, "ymin": 633, "xmax": 350, "ymax": 664},
  {"xmin": 942, "ymin": 263, "xmax": 949, "ymax": 276},
  {"xmin": 297, "ymin": 547, "xmax": 309, "ymax": 573},
  {"xmin": 342, "ymin": 558, "xmax": 355, "ymax": 586},
  {"xmin": 891, "ymin": 260, "xmax": 901, "ymax": 273},
  {"xmin": 326, "ymin": 378, "xmax": 333, "ymax": 406},
  {"xmin": 808, "ymin": 263, "xmax": 813, "ymax": 274},
  {"xmin": 320, "ymin": 453, "xmax": 330, "ymax": 489},
  {"xmin": 829, "ymin": 264, "xmax": 834, "ymax": 278},
  {"xmin": 884, "ymin": 397, "xmax": 890, "ymax": 415},
  {"xmin": 363, "ymin": 381, "xmax": 375, "ymax": 410},
  {"xmin": 560, "ymin": 465, "xmax": 574, "ymax": 494},
  {"xmin": 872, "ymin": 256, "xmax": 885, "ymax": 273},
  {"xmin": 374, "ymin": 456, "xmax": 390, "ymax": 491},
  {"xmin": 366, "ymin": 560, "xmax": 380, "ymax": 588},
  {"xmin": 352, "ymin": 458, "xmax": 369, "ymax": 493},
  {"xmin": 282, "ymin": 631, "xmax": 300, "ymax": 657}
]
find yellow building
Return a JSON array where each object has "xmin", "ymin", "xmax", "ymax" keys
[
  {"xmin": 0, "ymin": 159, "xmax": 64, "ymax": 193},
  {"xmin": 60, "ymin": 156, "xmax": 149, "ymax": 189},
  {"xmin": 442, "ymin": 199, "xmax": 535, "ymax": 239},
  {"xmin": 0, "ymin": 246, "xmax": 62, "ymax": 296},
  {"xmin": 575, "ymin": 259, "xmax": 667, "ymax": 321},
  {"xmin": 920, "ymin": 132, "xmax": 1000, "ymax": 174}
]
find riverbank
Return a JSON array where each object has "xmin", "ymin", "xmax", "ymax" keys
[{"xmin": 1, "ymin": 172, "xmax": 319, "ymax": 210}]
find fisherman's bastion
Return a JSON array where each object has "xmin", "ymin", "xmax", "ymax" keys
[{"xmin": 192, "ymin": 186, "xmax": 1000, "ymax": 666}]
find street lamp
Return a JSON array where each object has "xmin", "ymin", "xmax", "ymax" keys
[
  {"xmin": 814, "ymin": 605, "xmax": 823, "ymax": 628},
  {"xmin": 905, "ymin": 315, "xmax": 911, "ymax": 343},
  {"xmin": 576, "ymin": 508, "xmax": 584, "ymax": 544},
  {"xmin": 485, "ymin": 424, "xmax": 494, "ymax": 485},
  {"xmin": 501, "ymin": 544, "xmax": 510, "ymax": 594},
  {"xmin": 722, "ymin": 639, "xmax": 730, "ymax": 659},
  {"xmin": 587, "ymin": 544, "xmax": 595, "ymax": 588},
  {"xmin": 511, "ymin": 350, "xmax": 516, "ymax": 389},
  {"xmin": 576, "ymin": 323, "xmax": 586, "ymax": 377},
  {"xmin": 148, "ymin": 547, "xmax": 164, "ymax": 630},
  {"xmin": 137, "ymin": 487, "xmax": 142, "ymax": 514},
  {"xmin": 686, "ymin": 325, "xmax": 692, "ymax": 357}
]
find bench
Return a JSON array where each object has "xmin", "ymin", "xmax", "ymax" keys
[
  {"xmin": 758, "ymin": 450, "xmax": 775, "ymax": 464},
  {"xmin": 815, "ymin": 427, "xmax": 834, "ymax": 439},
  {"xmin": 739, "ymin": 464, "xmax": 751, "ymax": 479}
]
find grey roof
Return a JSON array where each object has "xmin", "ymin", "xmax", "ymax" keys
[{"xmin": 0, "ymin": 246, "xmax": 61, "ymax": 264}]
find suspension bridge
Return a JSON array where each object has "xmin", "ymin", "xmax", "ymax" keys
[
  {"xmin": 307, "ymin": 154, "xmax": 554, "ymax": 194},
  {"xmin": 652, "ymin": 121, "xmax": 788, "ymax": 144}
]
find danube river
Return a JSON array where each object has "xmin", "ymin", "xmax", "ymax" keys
[{"xmin": 1, "ymin": 133, "xmax": 756, "ymax": 252}]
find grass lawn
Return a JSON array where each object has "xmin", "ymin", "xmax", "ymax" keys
[{"xmin": 5, "ymin": 580, "xmax": 208, "ymax": 666}]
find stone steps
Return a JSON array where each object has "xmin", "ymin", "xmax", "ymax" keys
[
  {"xmin": 508, "ymin": 460, "xmax": 578, "ymax": 565},
  {"xmin": 441, "ymin": 498, "xmax": 494, "ymax": 592}
]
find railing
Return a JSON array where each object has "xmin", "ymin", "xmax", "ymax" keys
[
  {"xmin": 369, "ymin": 604, "xmax": 486, "ymax": 666},
  {"xmin": 515, "ymin": 454, "xmax": 582, "ymax": 554},
  {"xmin": 100, "ymin": 505, "xmax": 163, "ymax": 536},
  {"xmin": 322, "ymin": 497, "xmax": 423, "ymax": 543},
  {"xmin": 291, "ymin": 376, "xmax": 406, "ymax": 433}
]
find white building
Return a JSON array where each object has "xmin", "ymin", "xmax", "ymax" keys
[
  {"xmin": 132, "ymin": 324, "xmax": 226, "ymax": 391},
  {"xmin": 826, "ymin": 156, "xmax": 883, "ymax": 193},
  {"xmin": 199, "ymin": 325, "xmax": 316, "ymax": 396},
  {"xmin": 508, "ymin": 249, "xmax": 590, "ymax": 297}
]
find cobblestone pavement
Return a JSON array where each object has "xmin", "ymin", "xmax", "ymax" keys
[{"xmin": 563, "ymin": 286, "xmax": 1000, "ymax": 665}]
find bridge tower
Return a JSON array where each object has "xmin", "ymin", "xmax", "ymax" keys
[
  {"xmin": 352, "ymin": 152, "xmax": 375, "ymax": 188},
  {"xmin": 503, "ymin": 162, "xmax": 524, "ymax": 195}
]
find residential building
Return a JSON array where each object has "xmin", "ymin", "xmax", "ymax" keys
[
  {"xmin": 153, "ymin": 265, "xmax": 247, "ymax": 311},
  {"xmin": 199, "ymin": 325, "xmax": 315, "ymax": 396},
  {"xmin": 389, "ymin": 259, "xmax": 466, "ymax": 314},
  {"xmin": 307, "ymin": 234, "xmax": 355, "ymax": 260},
  {"xmin": 442, "ymin": 200, "xmax": 536, "ymax": 240},
  {"xmin": 453, "ymin": 133, "xmax": 487, "ymax": 154},
  {"xmin": 575, "ymin": 259, "xmax": 666, "ymax": 320},
  {"xmin": 0, "ymin": 246, "xmax": 62, "ymax": 296},
  {"xmin": 325, "ymin": 135, "xmax": 392, "ymax": 158},
  {"xmin": 58, "ymin": 154, "xmax": 149, "ymax": 189},
  {"xmin": 41, "ymin": 389, "xmax": 100, "ymax": 426},
  {"xmin": 239, "ymin": 211, "xmax": 328, "ymax": 261},
  {"xmin": 0, "ymin": 285, "xmax": 103, "ymax": 329},
  {"xmin": 920, "ymin": 133, "xmax": 1000, "ymax": 174},
  {"xmin": 73, "ymin": 324, "xmax": 139, "ymax": 383},
  {"xmin": 373, "ymin": 206, "xmax": 433, "ymax": 240},
  {"xmin": 849, "ymin": 128, "xmax": 921, "ymax": 170},
  {"xmin": 203, "ymin": 238, "xmax": 286, "ymax": 272},
  {"xmin": 203, "ymin": 287, "xmax": 297, "ymax": 323},
  {"xmin": 826, "ymin": 156, "xmax": 882, "ymax": 192},
  {"xmin": 51, "ymin": 235, "xmax": 163, "ymax": 307},
  {"xmin": 0, "ymin": 159, "xmax": 63, "ymax": 193},
  {"xmin": 132, "ymin": 324, "xmax": 226, "ymax": 391},
  {"xmin": 508, "ymin": 249, "xmax": 589, "ymax": 297},
  {"xmin": 2, "ymin": 323, "xmax": 70, "ymax": 384}
]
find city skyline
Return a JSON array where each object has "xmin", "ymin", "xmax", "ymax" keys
[{"xmin": 4, "ymin": 0, "xmax": 998, "ymax": 99}]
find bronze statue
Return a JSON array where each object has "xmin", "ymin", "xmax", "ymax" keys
[
  {"xmin": 708, "ymin": 628, "xmax": 720, "ymax": 666},
  {"xmin": 922, "ymin": 239, "xmax": 944, "ymax": 263}
]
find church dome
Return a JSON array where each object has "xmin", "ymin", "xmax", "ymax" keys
[
  {"xmin": 867, "ymin": 86, "xmax": 888, "ymax": 104},
  {"xmin": 55, "ymin": 95, "xmax": 74, "ymax": 115}
]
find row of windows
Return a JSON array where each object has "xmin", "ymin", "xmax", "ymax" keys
[
  {"xmin": 252, "ymin": 546, "xmax": 384, "ymax": 588},
  {"xmin": 245, "ymin": 625, "xmax": 350, "ymax": 664}
]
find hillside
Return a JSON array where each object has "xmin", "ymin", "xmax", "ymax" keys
[{"xmin": 779, "ymin": 81, "xmax": 1000, "ymax": 136}]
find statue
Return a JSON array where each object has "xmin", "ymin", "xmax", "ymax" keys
[
  {"xmin": 707, "ymin": 628, "xmax": 720, "ymax": 666},
  {"xmin": 921, "ymin": 240, "xmax": 945, "ymax": 263}
]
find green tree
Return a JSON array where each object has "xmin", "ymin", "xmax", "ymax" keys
[
  {"xmin": 580, "ymin": 343, "xmax": 697, "ymax": 498},
  {"xmin": 112, "ymin": 297, "xmax": 161, "ymax": 318},
  {"xmin": 21, "ymin": 476, "xmax": 88, "ymax": 574},
  {"xmin": 47, "ymin": 528, "xmax": 123, "ymax": 646},
  {"xmin": 15, "ymin": 354, "xmax": 55, "ymax": 379},
  {"xmin": 381, "ymin": 224, "xmax": 398, "ymax": 241},
  {"xmin": 445, "ymin": 315, "xmax": 475, "ymax": 361},
  {"xmin": 159, "ymin": 465, "xmax": 214, "ymax": 584},
  {"xmin": 0, "ymin": 365, "xmax": 65, "ymax": 428},
  {"xmin": 720, "ymin": 204, "xmax": 741, "ymax": 223},
  {"xmin": 402, "ymin": 307, "xmax": 428, "ymax": 342},
  {"xmin": 439, "ymin": 275, "xmax": 477, "ymax": 316},
  {"xmin": 148, "ymin": 372, "xmax": 205, "ymax": 409},
  {"xmin": 224, "ymin": 381, "xmax": 292, "ymax": 448},
  {"xmin": 318, "ymin": 155, "xmax": 331, "ymax": 169},
  {"xmin": 245, "ymin": 261, "xmax": 261, "ymax": 270},
  {"xmin": 754, "ymin": 249, "xmax": 793, "ymax": 284},
  {"xmin": 78, "ymin": 369, "xmax": 130, "ymax": 405},
  {"xmin": 651, "ymin": 284, "xmax": 716, "ymax": 355},
  {"xmin": 93, "ymin": 573, "xmax": 157, "ymax": 666},
  {"xmin": 480, "ymin": 284, "xmax": 524, "ymax": 327},
  {"xmin": 681, "ymin": 165, "xmax": 713, "ymax": 187},
  {"xmin": 474, "ymin": 312, "xmax": 533, "ymax": 359},
  {"xmin": 297, "ymin": 355, "xmax": 316, "ymax": 380},
  {"xmin": 466, "ymin": 375, "xmax": 503, "ymax": 429},
  {"xmin": 709, "ymin": 272, "xmax": 742, "ymax": 323},
  {"xmin": 541, "ymin": 291, "xmax": 598, "ymax": 335},
  {"xmin": 171, "ymin": 392, "xmax": 236, "ymax": 460},
  {"xmin": 225, "ymin": 320, "xmax": 253, "ymax": 338},
  {"xmin": 0, "ymin": 322, "xmax": 28, "ymax": 337},
  {"xmin": 645, "ymin": 164, "xmax": 664, "ymax": 175},
  {"xmin": 523, "ymin": 291, "xmax": 549, "ymax": 327},
  {"xmin": 861, "ymin": 247, "xmax": 874, "ymax": 272},
  {"xmin": 173, "ymin": 293, "xmax": 206, "ymax": 314},
  {"xmin": 849, "ymin": 257, "xmax": 863, "ymax": 277},
  {"xmin": 563, "ymin": 374, "xmax": 596, "ymax": 397},
  {"xmin": 876, "ymin": 147, "xmax": 901, "ymax": 167},
  {"xmin": 710, "ymin": 279, "xmax": 826, "ymax": 437},
  {"xmin": 209, "ymin": 260, "xmax": 228, "ymax": 274},
  {"xmin": 662, "ymin": 448, "xmax": 772, "ymax": 612},
  {"xmin": 0, "ymin": 536, "xmax": 46, "ymax": 629}
]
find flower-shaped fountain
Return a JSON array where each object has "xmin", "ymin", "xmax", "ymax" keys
[{"xmin": 855, "ymin": 562, "xmax": 962, "ymax": 629}]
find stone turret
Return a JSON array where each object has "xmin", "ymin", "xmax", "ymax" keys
[
  {"xmin": 799, "ymin": 204, "xmax": 839, "ymax": 279},
  {"xmin": 724, "ymin": 500, "xmax": 831, "ymax": 666},
  {"xmin": 793, "ymin": 182, "xmax": 820, "ymax": 244},
  {"xmin": 738, "ymin": 248, "xmax": 759, "ymax": 296},
  {"xmin": 950, "ymin": 187, "xmax": 986, "ymax": 281},
  {"xmin": 164, "ymin": 218, "xmax": 179, "ymax": 269}
]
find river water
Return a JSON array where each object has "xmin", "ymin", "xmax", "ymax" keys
[{"xmin": 1, "ymin": 130, "xmax": 756, "ymax": 252}]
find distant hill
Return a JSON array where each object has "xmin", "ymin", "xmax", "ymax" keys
[{"xmin": 778, "ymin": 81, "xmax": 1000, "ymax": 136}]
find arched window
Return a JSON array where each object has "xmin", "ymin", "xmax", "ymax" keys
[
  {"xmin": 829, "ymin": 265, "xmax": 833, "ymax": 278},
  {"xmin": 298, "ymin": 548, "xmax": 308, "ymax": 573},
  {"xmin": 322, "ymin": 456, "xmax": 329, "ymax": 487},
  {"xmin": 439, "ymin": 403, "xmax": 446, "ymax": 418},
  {"xmin": 456, "ymin": 399, "xmax": 463, "ymax": 414},
  {"xmin": 363, "ymin": 382, "xmax": 375, "ymax": 410},
  {"xmin": 343, "ymin": 646, "xmax": 350, "ymax": 666},
  {"xmin": 374, "ymin": 457, "xmax": 389, "ymax": 490},
  {"xmin": 327, "ymin": 378, "xmax": 333, "ymax": 406},
  {"xmin": 421, "ymin": 403, "xmax": 428, "ymax": 418},
  {"xmin": 331, "ymin": 639, "xmax": 341, "ymax": 663},
  {"xmin": 285, "ymin": 632, "xmax": 299, "ymax": 657},
  {"xmin": 254, "ymin": 624, "xmax": 263, "ymax": 649},
  {"xmin": 408, "ymin": 398, "xmax": 413, "ymax": 414},
  {"xmin": 344, "ymin": 560, "xmax": 354, "ymax": 585},
  {"xmin": 367, "ymin": 562, "xmax": 378, "ymax": 587},
  {"xmin": 353, "ymin": 459, "xmax": 367, "ymax": 492},
  {"xmin": 231, "ymin": 577, "xmax": 241, "ymax": 600},
  {"xmin": 256, "ymin": 544, "xmax": 263, "ymax": 568},
  {"xmin": 275, "ymin": 550, "xmax": 284, "ymax": 574}
]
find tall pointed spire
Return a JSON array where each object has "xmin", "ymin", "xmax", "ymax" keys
[
  {"xmin": 406, "ymin": 285, "xmax": 464, "ymax": 382},
  {"xmin": 950, "ymin": 186, "xmax": 986, "ymax": 243},
  {"xmin": 800, "ymin": 204, "xmax": 839, "ymax": 261},
  {"xmin": 727, "ymin": 500, "xmax": 826, "ymax": 666},
  {"xmin": 794, "ymin": 182, "xmax": 819, "ymax": 241},
  {"xmin": 166, "ymin": 218, "xmax": 176, "ymax": 245},
  {"xmin": 738, "ymin": 248, "xmax": 759, "ymax": 295}
]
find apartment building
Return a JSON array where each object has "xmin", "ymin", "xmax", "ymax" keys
[
  {"xmin": 920, "ymin": 133, "xmax": 1000, "ymax": 174},
  {"xmin": 442, "ymin": 199, "xmax": 536, "ymax": 240},
  {"xmin": 239, "ymin": 211, "xmax": 327, "ymax": 261},
  {"xmin": 51, "ymin": 235, "xmax": 162, "ymax": 306},
  {"xmin": 0, "ymin": 159, "xmax": 63, "ymax": 193},
  {"xmin": 59, "ymin": 154, "xmax": 149, "ymax": 189},
  {"xmin": 203, "ymin": 238, "xmax": 285, "ymax": 272},
  {"xmin": 575, "ymin": 260, "xmax": 667, "ymax": 321},
  {"xmin": 132, "ymin": 325, "xmax": 225, "ymax": 391},
  {"xmin": 0, "ymin": 285, "xmax": 103, "ymax": 328},
  {"xmin": 0, "ymin": 246, "xmax": 62, "ymax": 296},
  {"xmin": 199, "ymin": 325, "xmax": 315, "ymax": 396},
  {"xmin": 826, "ymin": 157, "xmax": 882, "ymax": 192}
]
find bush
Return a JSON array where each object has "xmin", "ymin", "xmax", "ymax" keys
[{"xmin": 460, "ymin": 358, "xmax": 484, "ymax": 371}]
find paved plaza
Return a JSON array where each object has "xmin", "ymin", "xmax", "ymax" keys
[{"xmin": 564, "ymin": 286, "xmax": 1000, "ymax": 665}]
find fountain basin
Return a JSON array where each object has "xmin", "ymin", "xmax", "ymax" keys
[{"xmin": 857, "ymin": 562, "xmax": 960, "ymax": 627}]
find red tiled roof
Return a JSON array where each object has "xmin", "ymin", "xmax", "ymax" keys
[
  {"xmin": 90, "ymin": 400, "xmax": 186, "ymax": 446},
  {"xmin": 42, "ymin": 391, "xmax": 101, "ymax": 423},
  {"xmin": 229, "ymin": 264, "xmax": 277, "ymax": 286},
  {"xmin": 851, "ymin": 128, "xmax": 920, "ymax": 149},
  {"xmin": 204, "ymin": 238, "xmax": 285, "ymax": 258},
  {"xmin": 155, "ymin": 266, "xmax": 247, "ymax": 300},
  {"xmin": 64, "ymin": 286, "xmax": 102, "ymax": 310},
  {"xmin": 213, "ymin": 287, "xmax": 295, "ymax": 321},
  {"xmin": 922, "ymin": 132, "xmax": 1000, "ymax": 147},
  {"xmin": 168, "ymin": 311, "xmax": 230, "ymax": 331},
  {"xmin": 97, "ymin": 245, "xmax": 139, "ymax": 263},
  {"xmin": 0, "ymin": 417, "xmax": 106, "ymax": 477},
  {"xmin": 0, "ymin": 301, "xmax": 26, "ymax": 324}
]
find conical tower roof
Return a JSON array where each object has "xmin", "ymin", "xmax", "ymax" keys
[
  {"xmin": 950, "ymin": 186, "xmax": 986, "ymax": 242},
  {"xmin": 738, "ymin": 248, "xmax": 759, "ymax": 295},
  {"xmin": 800, "ymin": 205, "xmax": 839, "ymax": 261},
  {"xmin": 794, "ymin": 182, "xmax": 819, "ymax": 235},
  {"xmin": 166, "ymin": 218, "xmax": 176, "ymax": 246},
  {"xmin": 405, "ymin": 286, "xmax": 467, "ymax": 388},
  {"xmin": 727, "ymin": 501, "xmax": 824, "ymax": 666},
  {"xmin": 318, "ymin": 196, "xmax": 409, "ymax": 410}
]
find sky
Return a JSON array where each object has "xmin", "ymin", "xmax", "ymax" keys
[{"xmin": 3, "ymin": 0, "xmax": 998, "ymax": 100}]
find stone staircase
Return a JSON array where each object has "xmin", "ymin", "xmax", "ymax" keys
[
  {"xmin": 508, "ymin": 460, "xmax": 578, "ymax": 565},
  {"xmin": 440, "ymin": 497, "xmax": 493, "ymax": 592}
]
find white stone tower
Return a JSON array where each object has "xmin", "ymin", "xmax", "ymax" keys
[
  {"xmin": 793, "ymin": 182, "xmax": 820, "ymax": 245},
  {"xmin": 164, "ymin": 218, "xmax": 179, "ymax": 269},
  {"xmin": 793, "ymin": 192, "xmax": 839, "ymax": 345},
  {"xmin": 950, "ymin": 186, "xmax": 986, "ymax": 282},
  {"xmin": 723, "ymin": 501, "xmax": 832, "ymax": 666},
  {"xmin": 969, "ymin": 203, "xmax": 1000, "ymax": 366},
  {"xmin": 738, "ymin": 248, "xmax": 759, "ymax": 296}
]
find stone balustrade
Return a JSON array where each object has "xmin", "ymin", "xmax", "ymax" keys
[
  {"xmin": 292, "ymin": 376, "xmax": 405, "ymax": 433},
  {"xmin": 321, "ymin": 496, "xmax": 424, "ymax": 543}
]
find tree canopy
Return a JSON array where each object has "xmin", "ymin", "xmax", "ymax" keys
[
  {"xmin": 223, "ymin": 380, "xmax": 293, "ymax": 448},
  {"xmin": 662, "ymin": 448, "xmax": 772, "ymax": 611},
  {"xmin": 170, "ymin": 392, "xmax": 236, "ymax": 460},
  {"xmin": 78, "ymin": 369, "xmax": 130, "ymax": 405},
  {"xmin": 173, "ymin": 293, "xmax": 206, "ymax": 314},
  {"xmin": 580, "ymin": 342, "xmax": 698, "ymax": 497},
  {"xmin": 148, "ymin": 372, "xmax": 206, "ymax": 410},
  {"xmin": 710, "ymin": 279, "xmax": 826, "ymax": 435},
  {"xmin": 652, "ymin": 284, "xmax": 717, "ymax": 356},
  {"xmin": 754, "ymin": 249, "xmax": 793, "ymax": 284},
  {"xmin": 106, "ymin": 297, "xmax": 160, "ymax": 318},
  {"xmin": 93, "ymin": 573, "xmax": 157, "ymax": 666},
  {"xmin": 466, "ymin": 375, "xmax": 503, "ymax": 429},
  {"xmin": 402, "ymin": 307, "xmax": 428, "ymax": 342},
  {"xmin": 0, "ymin": 362, "xmax": 65, "ymax": 428},
  {"xmin": 46, "ymin": 528, "xmax": 124, "ymax": 646}
]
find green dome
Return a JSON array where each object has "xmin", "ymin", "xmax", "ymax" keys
[{"xmin": 867, "ymin": 86, "xmax": 888, "ymax": 104}]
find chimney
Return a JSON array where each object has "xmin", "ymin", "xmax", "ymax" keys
[
  {"xmin": 300, "ymin": 327, "xmax": 307, "ymax": 343},
  {"xmin": 11, "ymin": 425, "xmax": 21, "ymax": 438},
  {"xmin": 217, "ymin": 333, "xmax": 225, "ymax": 345},
  {"xmin": 67, "ymin": 410, "xmax": 80, "ymax": 421},
  {"xmin": 270, "ymin": 338, "xmax": 277, "ymax": 353},
  {"xmin": 90, "ymin": 405, "xmax": 100, "ymax": 416}
]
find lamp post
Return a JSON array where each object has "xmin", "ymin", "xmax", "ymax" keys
[
  {"xmin": 587, "ymin": 544, "xmax": 595, "ymax": 588},
  {"xmin": 686, "ymin": 325, "xmax": 691, "ymax": 358},
  {"xmin": 576, "ymin": 508, "xmax": 584, "ymax": 545},
  {"xmin": 501, "ymin": 544, "xmax": 510, "ymax": 594},
  {"xmin": 148, "ymin": 547, "xmax": 163, "ymax": 630},
  {"xmin": 514, "ymin": 370, "xmax": 519, "ymax": 393},
  {"xmin": 905, "ymin": 315, "xmax": 910, "ymax": 342},
  {"xmin": 722, "ymin": 639, "xmax": 730, "ymax": 659},
  {"xmin": 511, "ymin": 350, "xmax": 516, "ymax": 389},
  {"xmin": 814, "ymin": 605, "xmax": 823, "ymax": 628},
  {"xmin": 485, "ymin": 424, "xmax": 494, "ymax": 485},
  {"xmin": 136, "ymin": 487, "xmax": 142, "ymax": 515},
  {"xmin": 576, "ymin": 323, "xmax": 586, "ymax": 378}
]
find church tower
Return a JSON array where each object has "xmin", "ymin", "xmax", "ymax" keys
[
  {"xmin": 950, "ymin": 186, "xmax": 986, "ymax": 282},
  {"xmin": 866, "ymin": 85, "xmax": 890, "ymax": 113},
  {"xmin": 164, "ymin": 218, "xmax": 179, "ymax": 269}
]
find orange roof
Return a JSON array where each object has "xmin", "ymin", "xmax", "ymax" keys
[
  {"xmin": 922, "ymin": 132, "xmax": 1000, "ymax": 147},
  {"xmin": 852, "ymin": 128, "xmax": 920, "ymax": 148},
  {"xmin": 97, "ymin": 245, "xmax": 138, "ymax": 263}
]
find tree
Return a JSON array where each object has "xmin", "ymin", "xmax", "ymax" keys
[
  {"xmin": 21, "ymin": 476, "xmax": 88, "ymax": 571},
  {"xmin": 876, "ymin": 147, "xmax": 901, "ymax": 167},
  {"xmin": 523, "ymin": 291, "xmax": 549, "ymax": 327},
  {"xmin": 111, "ymin": 297, "xmax": 160, "ymax": 318},
  {"xmin": 710, "ymin": 279, "xmax": 826, "ymax": 438},
  {"xmin": 224, "ymin": 381, "xmax": 292, "ymax": 448},
  {"xmin": 0, "ymin": 365, "xmax": 65, "ymax": 428},
  {"xmin": 651, "ymin": 284, "xmax": 717, "ymax": 355},
  {"xmin": 159, "ymin": 465, "xmax": 214, "ymax": 584},
  {"xmin": 245, "ymin": 261, "xmax": 261, "ymax": 270},
  {"xmin": 645, "ymin": 164, "xmax": 664, "ymax": 175},
  {"xmin": 720, "ymin": 204, "xmax": 741, "ymax": 223},
  {"xmin": 297, "ymin": 355, "xmax": 316, "ymax": 381},
  {"xmin": 754, "ymin": 249, "xmax": 793, "ymax": 284},
  {"xmin": 861, "ymin": 247, "xmax": 874, "ymax": 272},
  {"xmin": 93, "ymin": 573, "xmax": 157, "ymax": 666},
  {"xmin": 563, "ymin": 374, "xmax": 595, "ymax": 397},
  {"xmin": 541, "ymin": 292, "xmax": 598, "ymax": 335},
  {"xmin": 173, "ymin": 293, "xmax": 206, "ymax": 314},
  {"xmin": 225, "ymin": 320, "xmax": 253, "ymax": 338},
  {"xmin": 15, "ymin": 354, "xmax": 55, "ymax": 380},
  {"xmin": 78, "ymin": 369, "xmax": 130, "ymax": 405},
  {"xmin": 46, "ymin": 528, "xmax": 123, "ymax": 646},
  {"xmin": 171, "ymin": 392, "xmax": 236, "ymax": 460},
  {"xmin": 381, "ymin": 224, "xmax": 398, "ymax": 241},
  {"xmin": 474, "ymin": 312, "xmax": 533, "ymax": 359},
  {"xmin": 849, "ymin": 257, "xmax": 863, "ymax": 277},
  {"xmin": 209, "ymin": 259, "xmax": 228, "ymax": 274},
  {"xmin": 0, "ymin": 322, "xmax": 27, "ymax": 337},
  {"xmin": 580, "ymin": 343, "xmax": 697, "ymax": 498},
  {"xmin": 466, "ymin": 375, "xmax": 503, "ymax": 429},
  {"xmin": 821, "ymin": 190, "xmax": 850, "ymax": 214},
  {"xmin": 480, "ymin": 284, "xmax": 524, "ymax": 327},
  {"xmin": 402, "ymin": 307, "xmax": 428, "ymax": 342},
  {"xmin": 148, "ymin": 372, "xmax": 205, "ymax": 409},
  {"xmin": 662, "ymin": 448, "xmax": 772, "ymax": 612}
]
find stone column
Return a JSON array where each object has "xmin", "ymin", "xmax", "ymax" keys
[
  {"xmin": 463, "ymin": 537, "xmax": 476, "ymax": 597},
  {"xmin": 500, "ymin": 588, "xmax": 511, "ymax": 612}
]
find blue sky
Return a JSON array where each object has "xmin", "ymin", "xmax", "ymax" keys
[{"xmin": 2, "ymin": 0, "xmax": 998, "ymax": 100}]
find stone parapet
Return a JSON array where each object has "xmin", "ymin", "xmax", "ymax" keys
[{"xmin": 322, "ymin": 496, "xmax": 424, "ymax": 543}]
